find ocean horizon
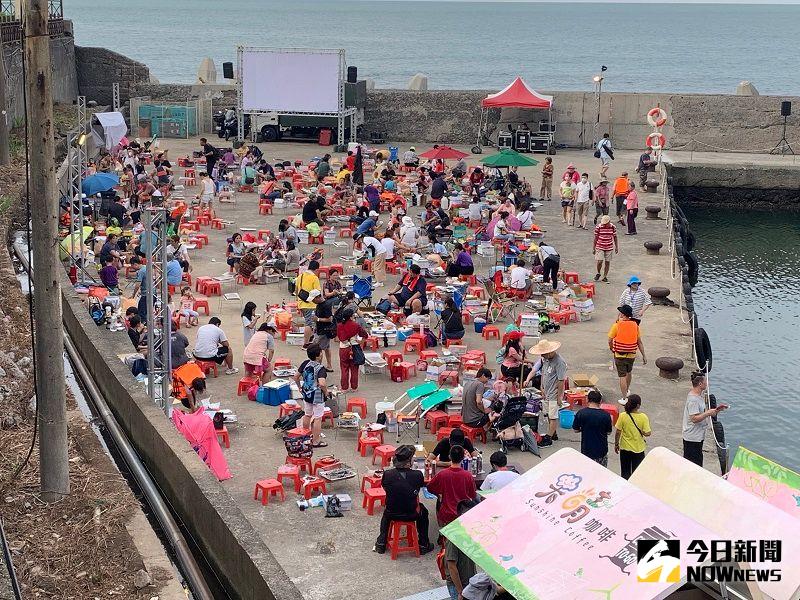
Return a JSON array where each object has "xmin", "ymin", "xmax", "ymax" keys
[{"xmin": 69, "ymin": 0, "xmax": 800, "ymax": 94}]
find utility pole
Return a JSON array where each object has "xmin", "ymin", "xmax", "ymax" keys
[
  {"xmin": 24, "ymin": 0, "xmax": 68, "ymax": 501},
  {"xmin": 0, "ymin": 26, "xmax": 10, "ymax": 165}
]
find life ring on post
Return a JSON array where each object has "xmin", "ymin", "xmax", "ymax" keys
[
  {"xmin": 647, "ymin": 107, "xmax": 668, "ymax": 127},
  {"xmin": 646, "ymin": 132, "xmax": 666, "ymax": 150},
  {"xmin": 694, "ymin": 327, "xmax": 713, "ymax": 372}
]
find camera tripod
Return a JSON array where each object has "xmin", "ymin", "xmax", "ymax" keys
[{"xmin": 771, "ymin": 115, "xmax": 794, "ymax": 155}]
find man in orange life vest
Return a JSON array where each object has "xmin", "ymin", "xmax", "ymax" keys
[
  {"xmin": 608, "ymin": 304, "xmax": 647, "ymax": 405},
  {"xmin": 388, "ymin": 263, "xmax": 427, "ymax": 315}
]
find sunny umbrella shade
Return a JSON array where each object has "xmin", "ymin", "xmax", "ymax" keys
[
  {"xmin": 480, "ymin": 148, "xmax": 539, "ymax": 168},
  {"xmin": 81, "ymin": 172, "xmax": 120, "ymax": 196}
]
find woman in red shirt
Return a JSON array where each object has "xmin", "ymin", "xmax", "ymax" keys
[{"xmin": 336, "ymin": 307, "xmax": 368, "ymax": 391}]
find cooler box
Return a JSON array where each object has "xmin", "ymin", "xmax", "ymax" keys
[{"xmin": 257, "ymin": 380, "xmax": 291, "ymax": 406}]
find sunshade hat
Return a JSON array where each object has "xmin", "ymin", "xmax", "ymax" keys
[
  {"xmin": 529, "ymin": 339, "xmax": 561, "ymax": 355},
  {"xmin": 506, "ymin": 330, "xmax": 525, "ymax": 341},
  {"xmin": 627, "ymin": 275, "xmax": 642, "ymax": 286},
  {"xmin": 401, "ymin": 216, "xmax": 414, "ymax": 226}
]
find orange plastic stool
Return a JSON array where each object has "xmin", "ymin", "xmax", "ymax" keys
[
  {"xmin": 302, "ymin": 477, "xmax": 327, "ymax": 499},
  {"xmin": 387, "ymin": 521, "xmax": 420, "ymax": 560},
  {"xmin": 346, "ymin": 397, "xmax": 367, "ymax": 418},
  {"xmin": 254, "ymin": 479, "xmax": 284, "ymax": 505},
  {"xmin": 448, "ymin": 415, "xmax": 464, "ymax": 428},
  {"xmin": 277, "ymin": 464, "xmax": 302, "ymax": 493},
  {"xmin": 436, "ymin": 427, "xmax": 454, "ymax": 441},
  {"xmin": 216, "ymin": 425, "xmax": 230, "ymax": 448},
  {"xmin": 362, "ymin": 487, "xmax": 387, "ymax": 515},
  {"xmin": 279, "ymin": 403, "xmax": 300, "ymax": 417},
  {"xmin": 312, "ymin": 456, "xmax": 341, "ymax": 476},
  {"xmin": 274, "ymin": 358, "xmax": 292, "ymax": 369},
  {"xmin": 461, "ymin": 424, "xmax": 488, "ymax": 444},
  {"xmin": 482, "ymin": 325, "xmax": 501, "ymax": 340},
  {"xmin": 358, "ymin": 435, "xmax": 382, "ymax": 457},
  {"xmin": 373, "ymin": 445, "xmax": 396, "ymax": 467},
  {"xmin": 600, "ymin": 403, "xmax": 620, "ymax": 425}
]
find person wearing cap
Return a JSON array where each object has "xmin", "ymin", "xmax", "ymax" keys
[
  {"xmin": 562, "ymin": 163, "xmax": 580, "ymax": 184},
  {"xmin": 356, "ymin": 231, "xmax": 388, "ymax": 283},
  {"xmin": 388, "ymin": 263, "xmax": 427, "ymax": 315},
  {"xmin": 336, "ymin": 306, "xmax": 369, "ymax": 391},
  {"xmin": 296, "ymin": 261, "xmax": 322, "ymax": 347},
  {"xmin": 355, "ymin": 211, "xmax": 380, "ymax": 238},
  {"xmin": 402, "ymin": 146, "xmax": 419, "ymax": 168},
  {"xmin": 529, "ymin": 339, "xmax": 566, "ymax": 447},
  {"xmin": 593, "ymin": 177, "xmax": 610, "ymax": 224},
  {"xmin": 619, "ymin": 276, "xmax": 652, "ymax": 323},
  {"xmin": 593, "ymin": 215, "xmax": 619, "ymax": 283},
  {"xmin": 613, "ymin": 172, "xmax": 632, "ymax": 225},
  {"xmin": 373, "ymin": 444, "xmax": 434, "ymax": 555},
  {"xmin": 608, "ymin": 305, "xmax": 647, "ymax": 404}
]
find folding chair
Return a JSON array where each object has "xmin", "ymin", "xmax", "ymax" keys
[
  {"xmin": 352, "ymin": 274, "xmax": 373, "ymax": 308},
  {"xmin": 393, "ymin": 384, "xmax": 452, "ymax": 444}
]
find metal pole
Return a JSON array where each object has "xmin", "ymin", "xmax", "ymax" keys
[
  {"xmin": 142, "ymin": 207, "xmax": 170, "ymax": 414},
  {"xmin": 0, "ymin": 28, "xmax": 10, "ymax": 166},
  {"xmin": 24, "ymin": 0, "xmax": 69, "ymax": 501},
  {"xmin": 112, "ymin": 82, "xmax": 120, "ymax": 113}
]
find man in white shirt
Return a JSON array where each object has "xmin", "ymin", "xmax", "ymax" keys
[
  {"xmin": 193, "ymin": 317, "xmax": 238, "ymax": 375},
  {"xmin": 480, "ymin": 452, "xmax": 520, "ymax": 492},
  {"xmin": 574, "ymin": 173, "xmax": 593, "ymax": 230},
  {"xmin": 597, "ymin": 133, "xmax": 613, "ymax": 179},
  {"xmin": 402, "ymin": 147, "xmax": 419, "ymax": 167},
  {"xmin": 359, "ymin": 233, "xmax": 387, "ymax": 283},
  {"xmin": 509, "ymin": 259, "xmax": 533, "ymax": 297},
  {"xmin": 380, "ymin": 235, "xmax": 395, "ymax": 261}
]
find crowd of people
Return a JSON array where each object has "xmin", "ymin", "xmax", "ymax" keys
[{"xmin": 80, "ymin": 129, "xmax": 720, "ymax": 598}]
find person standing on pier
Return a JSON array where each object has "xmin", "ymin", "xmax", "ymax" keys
[
  {"xmin": 614, "ymin": 394, "xmax": 651, "ymax": 479},
  {"xmin": 596, "ymin": 133, "xmax": 614, "ymax": 179},
  {"xmin": 619, "ymin": 276, "xmax": 652, "ymax": 323},
  {"xmin": 540, "ymin": 157, "xmax": 553, "ymax": 201},
  {"xmin": 637, "ymin": 148, "xmax": 655, "ymax": 189},
  {"xmin": 199, "ymin": 138, "xmax": 218, "ymax": 181},
  {"xmin": 593, "ymin": 215, "xmax": 618, "ymax": 283},
  {"xmin": 608, "ymin": 305, "xmax": 647, "ymax": 404},
  {"xmin": 625, "ymin": 182, "xmax": 640, "ymax": 235},
  {"xmin": 613, "ymin": 172, "xmax": 631, "ymax": 225},
  {"xmin": 528, "ymin": 339, "xmax": 566, "ymax": 448},
  {"xmin": 682, "ymin": 371, "xmax": 727, "ymax": 467}
]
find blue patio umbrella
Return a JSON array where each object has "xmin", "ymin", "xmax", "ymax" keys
[{"xmin": 81, "ymin": 172, "xmax": 119, "ymax": 196}]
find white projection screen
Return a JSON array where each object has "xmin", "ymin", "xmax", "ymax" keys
[{"xmin": 240, "ymin": 48, "xmax": 342, "ymax": 114}]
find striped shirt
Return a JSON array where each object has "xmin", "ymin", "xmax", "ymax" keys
[
  {"xmin": 619, "ymin": 289, "xmax": 652, "ymax": 319},
  {"xmin": 594, "ymin": 223, "xmax": 617, "ymax": 251}
]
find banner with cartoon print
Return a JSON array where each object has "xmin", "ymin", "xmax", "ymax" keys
[
  {"xmin": 727, "ymin": 446, "xmax": 800, "ymax": 519},
  {"xmin": 440, "ymin": 448, "xmax": 713, "ymax": 600}
]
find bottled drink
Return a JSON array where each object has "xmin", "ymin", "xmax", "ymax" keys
[{"xmin": 476, "ymin": 451, "xmax": 483, "ymax": 474}]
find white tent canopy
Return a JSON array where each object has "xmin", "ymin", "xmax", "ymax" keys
[{"xmin": 92, "ymin": 111, "xmax": 128, "ymax": 150}]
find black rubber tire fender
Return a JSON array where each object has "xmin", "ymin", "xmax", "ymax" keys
[
  {"xmin": 694, "ymin": 327, "xmax": 713, "ymax": 372},
  {"xmin": 686, "ymin": 250, "xmax": 699, "ymax": 287}
]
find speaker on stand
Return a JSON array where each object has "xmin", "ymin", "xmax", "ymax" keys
[
  {"xmin": 347, "ymin": 66, "xmax": 357, "ymax": 84},
  {"xmin": 771, "ymin": 100, "xmax": 794, "ymax": 155},
  {"xmin": 222, "ymin": 62, "xmax": 234, "ymax": 80}
]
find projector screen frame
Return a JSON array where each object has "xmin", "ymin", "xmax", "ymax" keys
[{"xmin": 237, "ymin": 46, "xmax": 345, "ymax": 115}]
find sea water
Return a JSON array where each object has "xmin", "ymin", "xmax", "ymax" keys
[{"xmin": 70, "ymin": 0, "xmax": 800, "ymax": 94}]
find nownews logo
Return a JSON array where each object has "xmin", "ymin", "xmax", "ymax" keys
[{"xmin": 637, "ymin": 539, "xmax": 782, "ymax": 584}]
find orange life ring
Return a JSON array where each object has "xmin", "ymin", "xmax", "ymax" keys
[
  {"xmin": 646, "ymin": 132, "xmax": 666, "ymax": 150},
  {"xmin": 647, "ymin": 107, "xmax": 668, "ymax": 127}
]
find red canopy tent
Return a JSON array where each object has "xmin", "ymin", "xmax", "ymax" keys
[
  {"xmin": 473, "ymin": 77, "xmax": 555, "ymax": 155},
  {"xmin": 419, "ymin": 145, "xmax": 469, "ymax": 160}
]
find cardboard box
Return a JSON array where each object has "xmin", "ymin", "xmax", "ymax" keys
[{"xmin": 572, "ymin": 373, "xmax": 599, "ymax": 387}]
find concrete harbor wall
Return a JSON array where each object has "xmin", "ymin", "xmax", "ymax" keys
[
  {"xmin": 75, "ymin": 46, "xmax": 151, "ymax": 107},
  {"xmin": 58, "ymin": 269, "xmax": 304, "ymax": 600}
]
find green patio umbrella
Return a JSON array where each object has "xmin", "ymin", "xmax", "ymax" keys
[{"xmin": 480, "ymin": 148, "xmax": 539, "ymax": 167}]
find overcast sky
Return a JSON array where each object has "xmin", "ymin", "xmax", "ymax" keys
[{"xmin": 391, "ymin": 0, "xmax": 800, "ymax": 3}]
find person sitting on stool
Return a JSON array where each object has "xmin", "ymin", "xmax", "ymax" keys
[
  {"xmin": 388, "ymin": 264, "xmax": 427, "ymax": 315},
  {"xmin": 373, "ymin": 445, "xmax": 435, "ymax": 555}
]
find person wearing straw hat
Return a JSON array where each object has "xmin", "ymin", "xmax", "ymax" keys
[
  {"xmin": 528, "ymin": 339, "xmax": 566, "ymax": 447},
  {"xmin": 593, "ymin": 215, "xmax": 618, "ymax": 283},
  {"xmin": 608, "ymin": 305, "xmax": 647, "ymax": 405}
]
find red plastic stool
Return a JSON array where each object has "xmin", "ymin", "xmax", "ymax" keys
[
  {"xmin": 397, "ymin": 362, "xmax": 417, "ymax": 380},
  {"xmin": 287, "ymin": 427, "xmax": 312, "ymax": 438},
  {"xmin": 482, "ymin": 325, "xmax": 501, "ymax": 340},
  {"xmin": 259, "ymin": 203, "xmax": 273, "ymax": 215},
  {"xmin": 436, "ymin": 427, "xmax": 454, "ymax": 441},
  {"xmin": 420, "ymin": 349, "xmax": 437, "ymax": 362},
  {"xmin": 358, "ymin": 435, "xmax": 382, "ymax": 457},
  {"xmin": 361, "ymin": 473, "xmax": 383, "ymax": 492},
  {"xmin": 274, "ymin": 358, "xmax": 292, "ymax": 369},
  {"xmin": 211, "ymin": 219, "xmax": 225, "ymax": 230},
  {"xmin": 237, "ymin": 375, "xmax": 259, "ymax": 396},
  {"xmin": 346, "ymin": 397, "xmax": 367, "ymax": 418},
  {"xmin": 438, "ymin": 370, "xmax": 459, "ymax": 386},
  {"xmin": 321, "ymin": 408, "xmax": 336, "ymax": 428},
  {"xmin": 195, "ymin": 360, "xmax": 218, "ymax": 378},
  {"xmin": 383, "ymin": 350, "xmax": 403, "ymax": 369},
  {"xmin": 579, "ymin": 282, "xmax": 596, "ymax": 298},
  {"xmin": 448, "ymin": 415, "xmax": 464, "ymax": 428},
  {"xmin": 204, "ymin": 281, "xmax": 222, "ymax": 296},
  {"xmin": 285, "ymin": 455, "xmax": 312, "ymax": 474},
  {"xmin": 279, "ymin": 403, "xmax": 300, "ymax": 417},
  {"xmin": 328, "ymin": 264, "xmax": 344, "ymax": 276},
  {"xmin": 445, "ymin": 338, "xmax": 464, "ymax": 348},
  {"xmin": 364, "ymin": 336, "xmax": 380, "ymax": 351},
  {"xmin": 312, "ymin": 456, "xmax": 341, "ymax": 476},
  {"xmin": 316, "ymin": 266, "xmax": 331, "ymax": 279},
  {"xmin": 216, "ymin": 425, "xmax": 230, "ymax": 448},
  {"xmin": 254, "ymin": 478, "xmax": 284, "ymax": 505},
  {"xmin": 600, "ymin": 403, "xmax": 620, "ymax": 425},
  {"xmin": 424, "ymin": 410, "xmax": 448, "ymax": 434},
  {"xmin": 461, "ymin": 424, "xmax": 488, "ymax": 444},
  {"xmin": 362, "ymin": 487, "xmax": 387, "ymax": 515},
  {"xmin": 195, "ymin": 276, "xmax": 212, "ymax": 292},
  {"xmin": 563, "ymin": 271, "xmax": 580, "ymax": 284},
  {"xmin": 403, "ymin": 337, "xmax": 424, "ymax": 354},
  {"xmin": 464, "ymin": 350, "xmax": 486, "ymax": 364},
  {"xmin": 468, "ymin": 285, "xmax": 485, "ymax": 299},
  {"xmin": 277, "ymin": 464, "xmax": 302, "ymax": 493},
  {"xmin": 387, "ymin": 521, "xmax": 420, "ymax": 560},
  {"xmin": 190, "ymin": 299, "xmax": 209, "ymax": 317},
  {"xmin": 302, "ymin": 477, "xmax": 327, "ymax": 499},
  {"xmin": 373, "ymin": 445, "xmax": 396, "ymax": 467}
]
